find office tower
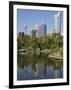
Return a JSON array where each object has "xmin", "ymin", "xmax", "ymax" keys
[
  {"xmin": 24, "ymin": 24, "xmax": 27, "ymax": 34},
  {"xmin": 24, "ymin": 24, "xmax": 30, "ymax": 35},
  {"xmin": 36, "ymin": 24, "xmax": 47, "ymax": 37},
  {"xmin": 31, "ymin": 25, "xmax": 38, "ymax": 36},
  {"xmin": 54, "ymin": 12, "xmax": 61, "ymax": 34},
  {"xmin": 17, "ymin": 32, "xmax": 24, "ymax": 37}
]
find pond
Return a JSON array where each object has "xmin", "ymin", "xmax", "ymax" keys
[{"xmin": 17, "ymin": 53, "xmax": 63, "ymax": 80}]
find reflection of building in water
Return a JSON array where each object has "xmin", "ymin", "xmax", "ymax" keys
[
  {"xmin": 24, "ymin": 65, "xmax": 34, "ymax": 76},
  {"xmin": 17, "ymin": 65, "xmax": 35, "ymax": 80},
  {"xmin": 35, "ymin": 63, "xmax": 45, "ymax": 77},
  {"xmin": 54, "ymin": 69, "xmax": 61, "ymax": 78},
  {"xmin": 46, "ymin": 61, "xmax": 63, "ymax": 79},
  {"xmin": 46, "ymin": 66, "xmax": 54, "ymax": 78},
  {"xmin": 54, "ymin": 63, "xmax": 62, "ymax": 78}
]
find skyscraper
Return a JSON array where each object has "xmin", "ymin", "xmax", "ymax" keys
[
  {"xmin": 24, "ymin": 24, "xmax": 29, "ymax": 35},
  {"xmin": 54, "ymin": 12, "xmax": 61, "ymax": 34},
  {"xmin": 36, "ymin": 24, "xmax": 47, "ymax": 37},
  {"xmin": 24, "ymin": 24, "xmax": 27, "ymax": 34},
  {"xmin": 31, "ymin": 24, "xmax": 38, "ymax": 36}
]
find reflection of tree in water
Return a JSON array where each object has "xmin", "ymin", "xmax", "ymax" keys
[
  {"xmin": 18, "ymin": 53, "xmax": 62, "ymax": 67},
  {"xmin": 47, "ymin": 58, "xmax": 63, "ymax": 69},
  {"xmin": 17, "ymin": 53, "xmax": 63, "ymax": 79}
]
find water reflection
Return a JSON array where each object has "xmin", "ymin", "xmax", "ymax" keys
[{"xmin": 17, "ymin": 53, "xmax": 63, "ymax": 80}]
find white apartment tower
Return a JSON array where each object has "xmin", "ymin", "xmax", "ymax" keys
[
  {"xmin": 54, "ymin": 12, "xmax": 61, "ymax": 34},
  {"xmin": 24, "ymin": 24, "xmax": 28, "ymax": 35}
]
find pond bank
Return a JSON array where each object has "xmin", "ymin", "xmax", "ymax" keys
[
  {"xmin": 18, "ymin": 48, "xmax": 63, "ymax": 60},
  {"xmin": 48, "ymin": 52, "xmax": 63, "ymax": 60}
]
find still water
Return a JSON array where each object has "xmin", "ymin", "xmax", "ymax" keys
[{"xmin": 17, "ymin": 53, "xmax": 63, "ymax": 80}]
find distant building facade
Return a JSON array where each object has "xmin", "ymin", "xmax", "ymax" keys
[
  {"xmin": 17, "ymin": 32, "xmax": 24, "ymax": 37},
  {"xmin": 31, "ymin": 24, "xmax": 47, "ymax": 37},
  {"xmin": 54, "ymin": 12, "xmax": 61, "ymax": 34},
  {"xmin": 31, "ymin": 29, "xmax": 37, "ymax": 36},
  {"xmin": 36, "ymin": 24, "xmax": 47, "ymax": 37},
  {"xmin": 24, "ymin": 24, "xmax": 30, "ymax": 35}
]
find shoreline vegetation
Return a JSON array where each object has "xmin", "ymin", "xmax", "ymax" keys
[
  {"xmin": 18, "ymin": 48, "xmax": 63, "ymax": 60},
  {"xmin": 17, "ymin": 33, "xmax": 63, "ymax": 60}
]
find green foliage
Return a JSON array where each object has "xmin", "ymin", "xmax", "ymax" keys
[
  {"xmin": 17, "ymin": 33, "xmax": 63, "ymax": 51},
  {"xmin": 60, "ymin": 47, "xmax": 63, "ymax": 57}
]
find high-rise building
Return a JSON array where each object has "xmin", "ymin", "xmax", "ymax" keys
[
  {"xmin": 24, "ymin": 24, "xmax": 27, "ymax": 34},
  {"xmin": 17, "ymin": 32, "xmax": 24, "ymax": 37},
  {"xmin": 31, "ymin": 29, "xmax": 37, "ymax": 36},
  {"xmin": 31, "ymin": 25, "xmax": 38, "ymax": 36},
  {"xmin": 36, "ymin": 24, "xmax": 47, "ymax": 37},
  {"xmin": 54, "ymin": 12, "xmax": 61, "ymax": 34},
  {"xmin": 24, "ymin": 24, "xmax": 30, "ymax": 35}
]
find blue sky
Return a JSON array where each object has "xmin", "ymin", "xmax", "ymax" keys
[{"xmin": 17, "ymin": 9, "xmax": 63, "ymax": 34}]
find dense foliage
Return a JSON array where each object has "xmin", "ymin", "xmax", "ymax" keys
[{"xmin": 17, "ymin": 33, "xmax": 63, "ymax": 51}]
